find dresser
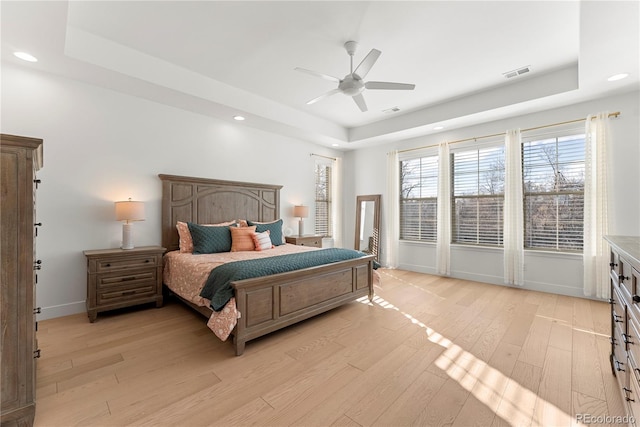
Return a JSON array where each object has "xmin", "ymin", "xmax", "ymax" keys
[
  {"xmin": 83, "ymin": 246, "xmax": 165, "ymax": 322},
  {"xmin": 285, "ymin": 235, "xmax": 323, "ymax": 248},
  {"xmin": 606, "ymin": 235, "xmax": 640, "ymax": 423},
  {"xmin": 1, "ymin": 134, "xmax": 43, "ymax": 426}
]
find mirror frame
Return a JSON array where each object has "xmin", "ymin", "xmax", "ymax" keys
[{"xmin": 354, "ymin": 194, "xmax": 381, "ymax": 262}]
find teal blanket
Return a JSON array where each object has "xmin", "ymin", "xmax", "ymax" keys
[{"xmin": 200, "ymin": 248, "xmax": 376, "ymax": 311}]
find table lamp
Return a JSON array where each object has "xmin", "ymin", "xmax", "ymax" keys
[
  {"xmin": 293, "ymin": 205, "xmax": 309, "ymax": 236},
  {"xmin": 115, "ymin": 198, "xmax": 145, "ymax": 249}
]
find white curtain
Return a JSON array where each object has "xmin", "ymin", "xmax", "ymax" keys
[
  {"xmin": 331, "ymin": 157, "xmax": 343, "ymax": 248},
  {"xmin": 436, "ymin": 143, "xmax": 451, "ymax": 275},
  {"xmin": 503, "ymin": 129, "xmax": 524, "ymax": 285},
  {"xmin": 584, "ymin": 113, "xmax": 611, "ymax": 298},
  {"xmin": 385, "ymin": 150, "xmax": 399, "ymax": 268}
]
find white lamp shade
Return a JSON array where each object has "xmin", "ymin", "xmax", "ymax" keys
[
  {"xmin": 115, "ymin": 200, "xmax": 145, "ymax": 222},
  {"xmin": 293, "ymin": 205, "xmax": 309, "ymax": 218}
]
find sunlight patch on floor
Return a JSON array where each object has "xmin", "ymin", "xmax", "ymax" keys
[{"xmin": 360, "ymin": 294, "xmax": 572, "ymax": 426}]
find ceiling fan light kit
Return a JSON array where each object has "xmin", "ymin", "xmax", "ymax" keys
[{"xmin": 296, "ymin": 41, "xmax": 415, "ymax": 112}]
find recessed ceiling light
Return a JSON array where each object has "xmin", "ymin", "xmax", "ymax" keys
[
  {"xmin": 14, "ymin": 52, "xmax": 38, "ymax": 62},
  {"xmin": 433, "ymin": 126, "xmax": 444, "ymax": 130},
  {"xmin": 332, "ymin": 143, "xmax": 339, "ymax": 147},
  {"xmin": 233, "ymin": 115, "xmax": 245, "ymax": 121},
  {"xmin": 608, "ymin": 73, "xmax": 629, "ymax": 82}
]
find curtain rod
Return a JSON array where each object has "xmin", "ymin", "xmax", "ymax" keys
[
  {"xmin": 397, "ymin": 111, "xmax": 621, "ymax": 154},
  {"xmin": 311, "ymin": 153, "xmax": 337, "ymax": 161}
]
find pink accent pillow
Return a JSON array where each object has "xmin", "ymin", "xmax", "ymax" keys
[
  {"xmin": 230, "ymin": 226, "xmax": 257, "ymax": 252},
  {"xmin": 176, "ymin": 220, "xmax": 236, "ymax": 253},
  {"xmin": 252, "ymin": 230, "xmax": 273, "ymax": 251}
]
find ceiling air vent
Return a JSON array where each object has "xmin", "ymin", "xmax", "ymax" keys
[
  {"xmin": 383, "ymin": 106, "xmax": 401, "ymax": 114},
  {"xmin": 503, "ymin": 65, "xmax": 531, "ymax": 79}
]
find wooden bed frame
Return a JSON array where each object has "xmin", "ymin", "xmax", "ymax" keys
[{"xmin": 159, "ymin": 174, "xmax": 375, "ymax": 355}]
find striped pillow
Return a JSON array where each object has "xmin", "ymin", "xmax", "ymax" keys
[
  {"xmin": 252, "ymin": 230, "xmax": 273, "ymax": 251},
  {"xmin": 230, "ymin": 226, "xmax": 257, "ymax": 252}
]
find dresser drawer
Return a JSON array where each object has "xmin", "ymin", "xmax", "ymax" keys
[
  {"xmin": 613, "ymin": 287, "xmax": 626, "ymax": 329},
  {"xmin": 94, "ymin": 254, "xmax": 159, "ymax": 273},
  {"xmin": 614, "ymin": 324, "xmax": 627, "ymax": 374},
  {"xmin": 626, "ymin": 314, "xmax": 640, "ymax": 372},
  {"xmin": 618, "ymin": 257, "xmax": 637, "ymax": 302}
]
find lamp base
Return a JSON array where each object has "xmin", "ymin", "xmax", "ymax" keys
[
  {"xmin": 298, "ymin": 219, "xmax": 304, "ymax": 237},
  {"xmin": 121, "ymin": 223, "xmax": 134, "ymax": 250}
]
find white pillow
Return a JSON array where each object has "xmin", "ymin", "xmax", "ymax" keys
[{"xmin": 252, "ymin": 230, "xmax": 273, "ymax": 251}]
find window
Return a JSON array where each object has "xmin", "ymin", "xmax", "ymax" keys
[
  {"xmin": 314, "ymin": 162, "xmax": 332, "ymax": 237},
  {"xmin": 523, "ymin": 133, "xmax": 585, "ymax": 251},
  {"xmin": 399, "ymin": 156, "xmax": 438, "ymax": 241},
  {"xmin": 452, "ymin": 145, "xmax": 505, "ymax": 246}
]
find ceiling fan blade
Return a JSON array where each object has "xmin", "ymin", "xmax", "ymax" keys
[
  {"xmin": 295, "ymin": 67, "xmax": 340, "ymax": 83},
  {"xmin": 306, "ymin": 88, "xmax": 341, "ymax": 105},
  {"xmin": 365, "ymin": 81, "xmax": 416, "ymax": 90},
  {"xmin": 353, "ymin": 49, "xmax": 381, "ymax": 79},
  {"xmin": 352, "ymin": 93, "xmax": 368, "ymax": 112}
]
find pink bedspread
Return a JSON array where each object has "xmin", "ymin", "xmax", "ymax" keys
[
  {"xmin": 164, "ymin": 244, "xmax": 317, "ymax": 340},
  {"xmin": 163, "ymin": 245, "xmax": 380, "ymax": 341}
]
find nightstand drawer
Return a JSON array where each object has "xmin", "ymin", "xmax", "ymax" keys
[
  {"xmin": 97, "ymin": 269, "xmax": 156, "ymax": 289},
  {"xmin": 285, "ymin": 235, "xmax": 323, "ymax": 248},
  {"xmin": 94, "ymin": 255, "xmax": 159, "ymax": 273},
  {"xmin": 97, "ymin": 283, "xmax": 156, "ymax": 305}
]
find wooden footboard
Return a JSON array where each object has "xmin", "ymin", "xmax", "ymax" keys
[{"xmin": 232, "ymin": 255, "xmax": 375, "ymax": 355}]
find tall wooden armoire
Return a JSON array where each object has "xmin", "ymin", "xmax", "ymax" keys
[{"xmin": 1, "ymin": 133, "xmax": 43, "ymax": 426}]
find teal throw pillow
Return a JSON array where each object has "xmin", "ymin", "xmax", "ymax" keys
[
  {"xmin": 247, "ymin": 219, "xmax": 284, "ymax": 246},
  {"xmin": 187, "ymin": 222, "xmax": 232, "ymax": 254}
]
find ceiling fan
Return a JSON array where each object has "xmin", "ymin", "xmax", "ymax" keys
[{"xmin": 295, "ymin": 41, "xmax": 416, "ymax": 112}]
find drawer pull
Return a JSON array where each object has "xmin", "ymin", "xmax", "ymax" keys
[
  {"xmin": 122, "ymin": 290, "xmax": 136, "ymax": 296},
  {"xmin": 610, "ymin": 336, "xmax": 617, "ymax": 345},
  {"xmin": 623, "ymin": 333, "xmax": 634, "ymax": 345},
  {"xmin": 610, "ymin": 262, "xmax": 618, "ymax": 268},
  {"xmin": 33, "ymin": 307, "xmax": 41, "ymax": 314},
  {"xmin": 33, "ymin": 349, "xmax": 41, "ymax": 359},
  {"xmin": 145, "ymin": 259, "xmax": 150, "ymax": 263},
  {"xmin": 616, "ymin": 360, "xmax": 626, "ymax": 372},
  {"xmin": 105, "ymin": 263, "xmax": 111, "ymax": 267},
  {"xmin": 619, "ymin": 274, "xmax": 630, "ymax": 282},
  {"xmin": 609, "ymin": 298, "xmax": 615, "ymax": 305},
  {"xmin": 614, "ymin": 314, "xmax": 623, "ymax": 323},
  {"xmin": 624, "ymin": 387, "xmax": 635, "ymax": 402}
]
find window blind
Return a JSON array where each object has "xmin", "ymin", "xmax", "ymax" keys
[
  {"xmin": 314, "ymin": 163, "xmax": 332, "ymax": 237},
  {"xmin": 452, "ymin": 145, "xmax": 505, "ymax": 246},
  {"xmin": 523, "ymin": 133, "xmax": 585, "ymax": 251},
  {"xmin": 399, "ymin": 156, "xmax": 438, "ymax": 241}
]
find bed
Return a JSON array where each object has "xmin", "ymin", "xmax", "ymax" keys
[{"xmin": 159, "ymin": 174, "xmax": 376, "ymax": 355}]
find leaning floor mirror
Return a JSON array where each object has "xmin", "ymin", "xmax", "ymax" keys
[{"xmin": 355, "ymin": 194, "xmax": 381, "ymax": 262}]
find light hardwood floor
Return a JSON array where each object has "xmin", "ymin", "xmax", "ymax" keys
[{"xmin": 34, "ymin": 269, "xmax": 624, "ymax": 426}]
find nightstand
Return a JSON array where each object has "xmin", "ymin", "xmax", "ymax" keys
[
  {"xmin": 83, "ymin": 246, "xmax": 166, "ymax": 322},
  {"xmin": 285, "ymin": 235, "xmax": 323, "ymax": 248}
]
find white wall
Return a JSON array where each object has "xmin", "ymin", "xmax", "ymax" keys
[
  {"xmin": 345, "ymin": 90, "xmax": 640, "ymax": 298},
  {"xmin": 1, "ymin": 63, "xmax": 341, "ymax": 320}
]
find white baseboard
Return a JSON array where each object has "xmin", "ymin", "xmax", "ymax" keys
[
  {"xmin": 396, "ymin": 264, "xmax": 602, "ymax": 301},
  {"xmin": 37, "ymin": 301, "xmax": 86, "ymax": 321}
]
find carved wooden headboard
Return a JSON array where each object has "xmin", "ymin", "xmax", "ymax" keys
[{"xmin": 159, "ymin": 174, "xmax": 282, "ymax": 252}]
